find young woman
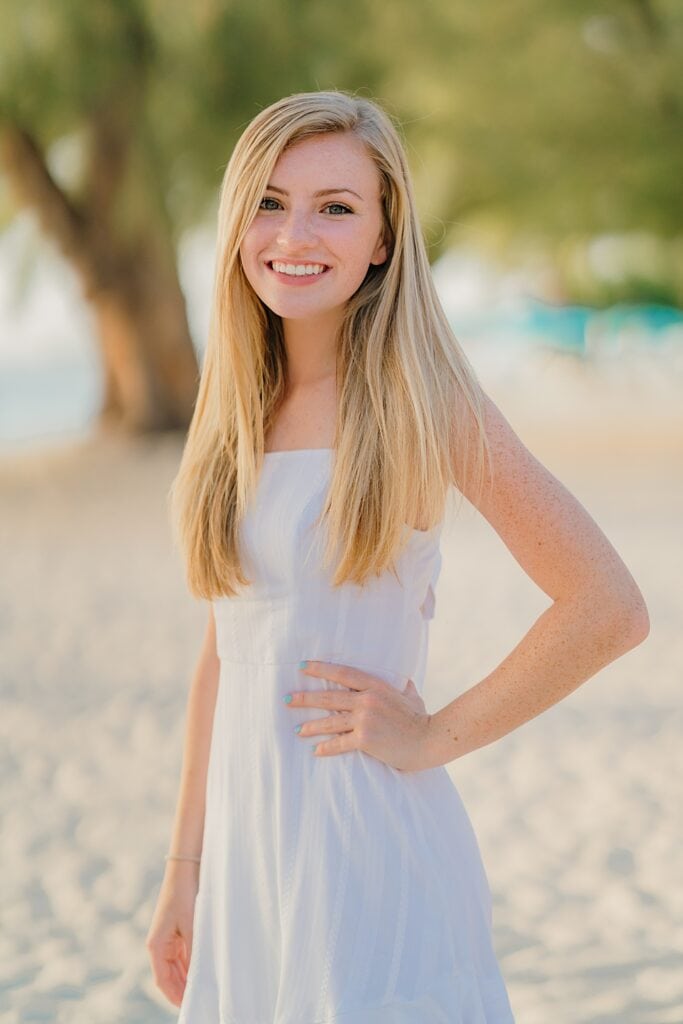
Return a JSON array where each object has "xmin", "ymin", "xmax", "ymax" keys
[{"xmin": 146, "ymin": 90, "xmax": 649, "ymax": 1022}]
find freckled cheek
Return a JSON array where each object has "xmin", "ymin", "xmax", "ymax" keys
[
  {"xmin": 238, "ymin": 243, "xmax": 252, "ymax": 273},
  {"xmin": 240, "ymin": 247, "xmax": 269, "ymax": 289},
  {"xmin": 240, "ymin": 226, "xmax": 269, "ymax": 268},
  {"xmin": 238, "ymin": 254, "xmax": 258, "ymax": 292}
]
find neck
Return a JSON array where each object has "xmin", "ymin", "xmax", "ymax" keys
[{"xmin": 281, "ymin": 309, "xmax": 340, "ymax": 387}]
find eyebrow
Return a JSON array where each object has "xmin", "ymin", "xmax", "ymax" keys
[{"xmin": 265, "ymin": 185, "xmax": 364, "ymax": 201}]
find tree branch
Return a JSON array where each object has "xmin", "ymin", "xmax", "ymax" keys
[
  {"xmin": 0, "ymin": 121, "xmax": 97, "ymax": 272},
  {"xmin": 0, "ymin": 120, "xmax": 132, "ymax": 296}
]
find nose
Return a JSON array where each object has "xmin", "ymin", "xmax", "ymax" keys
[{"xmin": 276, "ymin": 210, "xmax": 319, "ymax": 252}]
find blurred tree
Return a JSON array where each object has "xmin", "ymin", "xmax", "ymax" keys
[
  {"xmin": 371, "ymin": 0, "xmax": 682, "ymax": 299},
  {"xmin": 0, "ymin": 0, "xmax": 389, "ymax": 432},
  {"xmin": 0, "ymin": 4, "xmax": 200, "ymax": 431}
]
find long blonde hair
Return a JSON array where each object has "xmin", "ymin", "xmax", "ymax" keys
[{"xmin": 169, "ymin": 89, "xmax": 492, "ymax": 599}]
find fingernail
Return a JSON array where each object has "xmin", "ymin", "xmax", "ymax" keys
[
  {"xmin": 299, "ymin": 660, "xmax": 308, "ymax": 669},
  {"xmin": 294, "ymin": 724, "xmax": 302, "ymax": 733},
  {"xmin": 283, "ymin": 694, "xmax": 292, "ymax": 703}
]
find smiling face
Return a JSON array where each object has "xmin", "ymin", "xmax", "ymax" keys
[{"xmin": 239, "ymin": 132, "xmax": 389, "ymax": 323}]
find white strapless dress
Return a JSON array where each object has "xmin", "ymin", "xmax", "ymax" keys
[{"xmin": 177, "ymin": 448, "xmax": 515, "ymax": 1023}]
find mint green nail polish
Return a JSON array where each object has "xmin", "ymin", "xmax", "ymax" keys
[
  {"xmin": 312, "ymin": 744, "xmax": 318, "ymax": 754},
  {"xmin": 299, "ymin": 660, "xmax": 308, "ymax": 669},
  {"xmin": 294, "ymin": 724, "xmax": 302, "ymax": 734},
  {"xmin": 283, "ymin": 694, "xmax": 292, "ymax": 703}
]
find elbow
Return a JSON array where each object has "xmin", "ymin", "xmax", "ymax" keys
[
  {"xmin": 626, "ymin": 598, "xmax": 650, "ymax": 646},
  {"xmin": 602, "ymin": 591, "xmax": 651, "ymax": 652}
]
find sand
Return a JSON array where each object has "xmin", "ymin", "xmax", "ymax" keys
[{"xmin": 1, "ymin": 404, "xmax": 681, "ymax": 1023}]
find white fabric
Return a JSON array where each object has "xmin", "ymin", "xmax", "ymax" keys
[{"xmin": 178, "ymin": 448, "xmax": 515, "ymax": 1023}]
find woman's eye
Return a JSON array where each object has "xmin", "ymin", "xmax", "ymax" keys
[
  {"xmin": 325, "ymin": 203, "xmax": 352, "ymax": 215},
  {"xmin": 259, "ymin": 197, "xmax": 281, "ymax": 211}
]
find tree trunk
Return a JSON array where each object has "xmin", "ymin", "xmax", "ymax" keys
[
  {"xmin": 87, "ymin": 238, "xmax": 200, "ymax": 433},
  {"xmin": 0, "ymin": 122, "xmax": 199, "ymax": 434}
]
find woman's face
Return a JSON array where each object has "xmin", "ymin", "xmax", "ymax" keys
[{"xmin": 239, "ymin": 132, "xmax": 388, "ymax": 322}]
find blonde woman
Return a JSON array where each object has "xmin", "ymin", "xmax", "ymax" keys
[{"xmin": 145, "ymin": 90, "xmax": 649, "ymax": 1022}]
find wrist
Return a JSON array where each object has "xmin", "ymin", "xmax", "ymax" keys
[
  {"xmin": 164, "ymin": 858, "xmax": 201, "ymax": 882},
  {"xmin": 420, "ymin": 712, "xmax": 443, "ymax": 771},
  {"xmin": 164, "ymin": 853, "xmax": 201, "ymax": 870},
  {"xmin": 422, "ymin": 709, "xmax": 452, "ymax": 769}
]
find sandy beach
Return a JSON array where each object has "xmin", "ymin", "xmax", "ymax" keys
[{"xmin": 1, "ymin": 386, "xmax": 682, "ymax": 1023}]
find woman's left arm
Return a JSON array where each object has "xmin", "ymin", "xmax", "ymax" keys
[{"xmin": 425, "ymin": 395, "xmax": 650, "ymax": 769}]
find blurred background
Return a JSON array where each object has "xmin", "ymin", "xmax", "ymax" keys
[{"xmin": 1, "ymin": 3, "xmax": 681, "ymax": 1023}]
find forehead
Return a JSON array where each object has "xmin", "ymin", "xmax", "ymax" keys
[{"xmin": 272, "ymin": 132, "xmax": 380, "ymax": 193}]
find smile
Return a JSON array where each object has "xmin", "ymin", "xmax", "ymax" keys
[{"xmin": 266, "ymin": 260, "xmax": 332, "ymax": 284}]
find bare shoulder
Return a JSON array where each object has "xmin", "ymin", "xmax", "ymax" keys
[{"xmin": 456, "ymin": 392, "xmax": 649, "ymax": 628}]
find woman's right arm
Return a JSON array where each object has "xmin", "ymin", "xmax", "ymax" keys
[
  {"xmin": 165, "ymin": 602, "xmax": 221, "ymax": 866},
  {"xmin": 146, "ymin": 603, "xmax": 221, "ymax": 1008}
]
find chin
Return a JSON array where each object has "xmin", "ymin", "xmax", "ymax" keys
[{"xmin": 264, "ymin": 297, "xmax": 336, "ymax": 319}]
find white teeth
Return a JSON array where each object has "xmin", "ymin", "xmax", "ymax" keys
[{"xmin": 271, "ymin": 261, "xmax": 327, "ymax": 276}]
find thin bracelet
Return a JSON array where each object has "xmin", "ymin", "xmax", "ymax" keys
[{"xmin": 165, "ymin": 854, "xmax": 201, "ymax": 863}]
